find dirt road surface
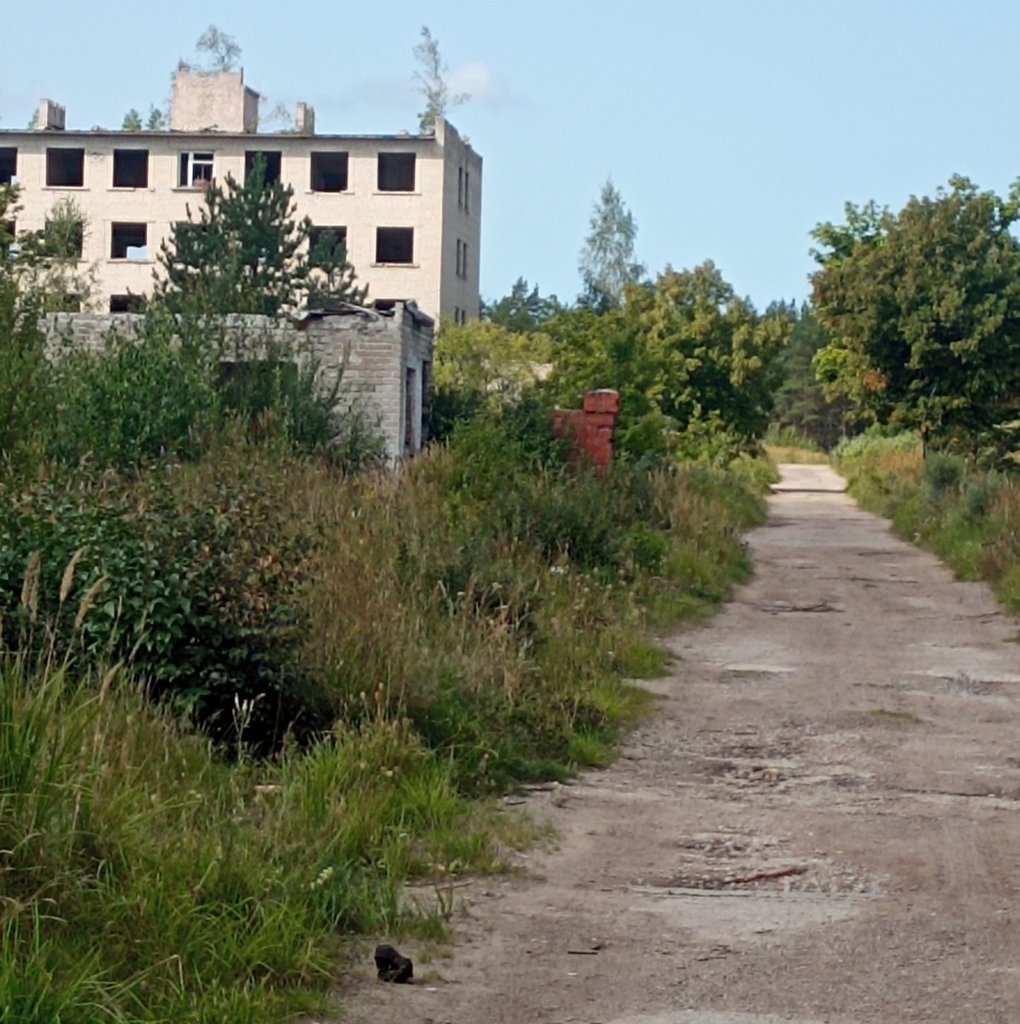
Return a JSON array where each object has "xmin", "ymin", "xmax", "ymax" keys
[{"xmin": 336, "ymin": 464, "xmax": 1020, "ymax": 1024}]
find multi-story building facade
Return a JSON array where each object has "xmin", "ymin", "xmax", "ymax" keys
[{"xmin": 0, "ymin": 70, "xmax": 482, "ymax": 323}]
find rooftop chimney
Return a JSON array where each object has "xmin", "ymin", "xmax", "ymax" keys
[
  {"xmin": 295, "ymin": 102, "xmax": 315, "ymax": 135},
  {"xmin": 37, "ymin": 99, "xmax": 66, "ymax": 131}
]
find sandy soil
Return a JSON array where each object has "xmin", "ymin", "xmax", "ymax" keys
[{"xmin": 327, "ymin": 464, "xmax": 1020, "ymax": 1024}]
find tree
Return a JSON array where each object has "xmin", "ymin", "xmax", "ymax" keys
[
  {"xmin": 1, "ymin": 186, "xmax": 97, "ymax": 472},
  {"xmin": 146, "ymin": 105, "xmax": 168, "ymax": 131},
  {"xmin": 811, "ymin": 176, "xmax": 1020, "ymax": 457},
  {"xmin": 122, "ymin": 108, "xmax": 143, "ymax": 131},
  {"xmin": 413, "ymin": 26, "xmax": 468, "ymax": 133},
  {"xmin": 153, "ymin": 157, "xmax": 365, "ymax": 317},
  {"xmin": 769, "ymin": 301, "xmax": 849, "ymax": 450},
  {"xmin": 482, "ymin": 277, "xmax": 563, "ymax": 331},
  {"xmin": 5, "ymin": 193, "xmax": 95, "ymax": 311},
  {"xmin": 548, "ymin": 263, "xmax": 788, "ymax": 459},
  {"xmin": 578, "ymin": 179, "xmax": 645, "ymax": 311},
  {"xmin": 193, "ymin": 25, "xmax": 241, "ymax": 73}
]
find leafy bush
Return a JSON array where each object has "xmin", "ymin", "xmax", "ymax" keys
[
  {"xmin": 0, "ymin": 452, "xmax": 325, "ymax": 752},
  {"xmin": 923, "ymin": 452, "xmax": 964, "ymax": 498}
]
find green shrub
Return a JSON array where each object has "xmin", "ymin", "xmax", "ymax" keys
[
  {"xmin": 923, "ymin": 452, "xmax": 964, "ymax": 498},
  {"xmin": 0, "ymin": 451, "xmax": 326, "ymax": 752}
]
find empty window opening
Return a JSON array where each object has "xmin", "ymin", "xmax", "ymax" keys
[
  {"xmin": 308, "ymin": 226, "xmax": 348, "ymax": 267},
  {"xmin": 376, "ymin": 227, "xmax": 414, "ymax": 264},
  {"xmin": 179, "ymin": 152, "xmax": 214, "ymax": 187},
  {"xmin": 245, "ymin": 151, "xmax": 282, "ymax": 185},
  {"xmin": 46, "ymin": 148, "xmax": 85, "ymax": 187},
  {"xmin": 464, "ymin": 171, "xmax": 470, "ymax": 214},
  {"xmin": 457, "ymin": 166, "xmax": 463, "ymax": 209},
  {"xmin": 377, "ymin": 152, "xmax": 415, "ymax": 192},
  {"xmin": 0, "ymin": 148, "xmax": 16, "ymax": 185},
  {"xmin": 111, "ymin": 222, "xmax": 148, "ymax": 260},
  {"xmin": 113, "ymin": 149, "xmax": 149, "ymax": 188},
  {"xmin": 109, "ymin": 294, "xmax": 147, "ymax": 313},
  {"xmin": 310, "ymin": 152, "xmax": 349, "ymax": 192}
]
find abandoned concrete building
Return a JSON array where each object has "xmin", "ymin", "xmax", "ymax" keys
[
  {"xmin": 44, "ymin": 300, "xmax": 435, "ymax": 462},
  {"xmin": 0, "ymin": 70, "xmax": 482, "ymax": 323}
]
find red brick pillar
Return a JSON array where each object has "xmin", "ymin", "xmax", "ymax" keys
[{"xmin": 552, "ymin": 389, "xmax": 619, "ymax": 468}]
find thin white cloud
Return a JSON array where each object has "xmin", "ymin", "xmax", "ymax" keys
[{"xmin": 448, "ymin": 61, "xmax": 497, "ymax": 100}]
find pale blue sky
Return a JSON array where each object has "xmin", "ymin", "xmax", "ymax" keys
[{"xmin": 3, "ymin": 1, "xmax": 1017, "ymax": 310}]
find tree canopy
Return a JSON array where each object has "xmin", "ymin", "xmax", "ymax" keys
[
  {"xmin": 578, "ymin": 179, "xmax": 646, "ymax": 311},
  {"xmin": 482, "ymin": 277, "xmax": 562, "ymax": 332},
  {"xmin": 413, "ymin": 26, "xmax": 468, "ymax": 133},
  {"xmin": 548, "ymin": 262, "xmax": 788, "ymax": 458},
  {"xmin": 153, "ymin": 158, "xmax": 364, "ymax": 317},
  {"xmin": 811, "ymin": 176, "xmax": 1020, "ymax": 457}
]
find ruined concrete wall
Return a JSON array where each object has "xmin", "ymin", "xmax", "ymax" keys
[{"xmin": 41, "ymin": 304, "xmax": 434, "ymax": 463}]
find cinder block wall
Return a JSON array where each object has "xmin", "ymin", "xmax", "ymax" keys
[{"xmin": 41, "ymin": 304, "xmax": 434, "ymax": 462}]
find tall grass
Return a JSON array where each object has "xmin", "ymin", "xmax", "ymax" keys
[
  {"xmin": 0, "ymin": 411, "xmax": 769, "ymax": 1021},
  {"xmin": 0, "ymin": 654, "xmax": 515, "ymax": 1023},
  {"xmin": 835, "ymin": 432, "xmax": 1020, "ymax": 611}
]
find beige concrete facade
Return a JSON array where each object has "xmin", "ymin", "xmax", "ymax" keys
[{"xmin": 0, "ymin": 70, "xmax": 482, "ymax": 323}]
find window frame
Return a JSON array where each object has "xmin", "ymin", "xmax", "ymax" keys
[
  {"xmin": 178, "ymin": 151, "xmax": 215, "ymax": 188},
  {"xmin": 309, "ymin": 151, "xmax": 350, "ymax": 193}
]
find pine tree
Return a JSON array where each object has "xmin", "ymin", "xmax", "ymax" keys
[{"xmin": 153, "ymin": 157, "xmax": 365, "ymax": 316}]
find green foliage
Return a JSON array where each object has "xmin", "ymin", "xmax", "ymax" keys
[
  {"xmin": 482, "ymin": 277, "xmax": 563, "ymax": 331},
  {"xmin": 922, "ymin": 452, "xmax": 964, "ymax": 498},
  {"xmin": 835, "ymin": 433, "xmax": 1020, "ymax": 609},
  {"xmin": 146, "ymin": 104, "xmax": 168, "ymax": 130},
  {"xmin": 578, "ymin": 179, "xmax": 645, "ymax": 310},
  {"xmin": 812, "ymin": 177, "xmax": 1020, "ymax": 459},
  {"xmin": 1, "ymin": 187, "xmax": 95, "ymax": 314},
  {"xmin": 0, "ymin": 454, "xmax": 325, "ymax": 752},
  {"xmin": 431, "ymin": 318, "xmax": 552, "ymax": 440},
  {"xmin": 769, "ymin": 301, "xmax": 849, "ymax": 450},
  {"xmin": 121, "ymin": 107, "xmax": 143, "ymax": 131},
  {"xmin": 413, "ymin": 25, "xmax": 468, "ymax": 132},
  {"xmin": 153, "ymin": 156, "xmax": 365, "ymax": 317},
  {"xmin": 546, "ymin": 263, "xmax": 789, "ymax": 460},
  {"xmin": 0, "ymin": 659, "xmax": 498, "ymax": 1022}
]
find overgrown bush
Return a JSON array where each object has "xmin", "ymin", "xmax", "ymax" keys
[{"xmin": 0, "ymin": 453, "xmax": 325, "ymax": 751}]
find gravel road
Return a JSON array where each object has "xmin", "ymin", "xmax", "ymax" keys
[{"xmin": 336, "ymin": 464, "xmax": 1020, "ymax": 1024}]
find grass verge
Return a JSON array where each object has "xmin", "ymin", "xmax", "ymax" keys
[{"xmin": 834, "ymin": 432, "xmax": 1020, "ymax": 612}]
